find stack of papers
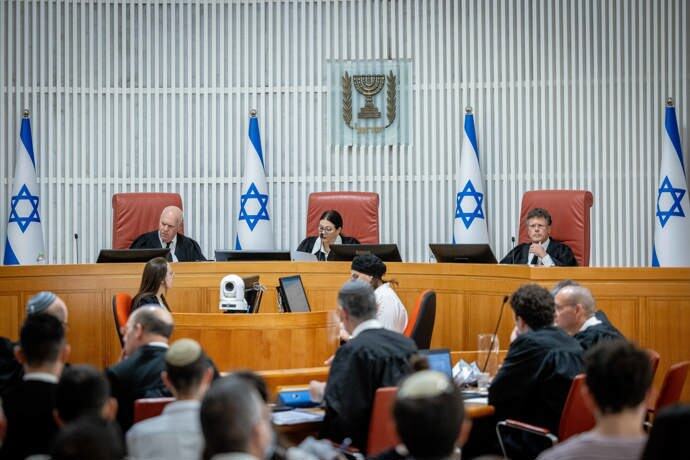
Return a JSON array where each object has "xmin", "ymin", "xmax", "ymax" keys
[{"xmin": 272, "ymin": 409, "xmax": 325, "ymax": 425}]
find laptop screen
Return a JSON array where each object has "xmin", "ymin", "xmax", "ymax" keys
[
  {"xmin": 419, "ymin": 349, "xmax": 453, "ymax": 378},
  {"xmin": 278, "ymin": 275, "xmax": 311, "ymax": 313}
]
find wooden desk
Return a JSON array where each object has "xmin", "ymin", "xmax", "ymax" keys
[{"xmin": 1, "ymin": 262, "xmax": 689, "ymax": 398}]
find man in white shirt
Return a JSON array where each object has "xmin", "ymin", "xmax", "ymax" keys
[
  {"xmin": 537, "ymin": 340, "xmax": 652, "ymax": 460},
  {"xmin": 127, "ymin": 338, "xmax": 214, "ymax": 460}
]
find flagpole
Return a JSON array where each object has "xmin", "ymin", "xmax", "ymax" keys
[
  {"xmin": 23, "ymin": 109, "xmax": 29, "ymax": 118},
  {"xmin": 250, "ymin": 108, "xmax": 257, "ymax": 117},
  {"xmin": 667, "ymin": 97, "xmax": 673, "ymax": 107}
]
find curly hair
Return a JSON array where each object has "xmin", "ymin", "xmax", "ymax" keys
[{"xmin": 510, "ymin": 284, "xmax": 555, "ymax": 330}]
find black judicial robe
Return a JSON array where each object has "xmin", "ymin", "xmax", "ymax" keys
[
  {"xmin": 130, "ymin": 231, "xmax": 206, "ymax": 262},
  {"xmin": 106, "ymin": 344, "xmax": 171, "ymax": 432},
  {"xmin": 489, "ymin": 326, "xmax": 584, "ymax": 459},
  {"xmin": 0, "ymin": 380, "xmax": 59, "ymax": 459},
  {"xmin": 574, "ymin": 321, "xmax": 624, "ymax": 351},
  {"xmin": 296, "ymin": 236, "xmax": 360, "ymax": 261},
  {"xmin": 321, "ymin": 328, "xmax": 417, "ymax": 452},
  {"xmin": 499, "ymin": 240, "xmax": 578, "ymax": 266}
]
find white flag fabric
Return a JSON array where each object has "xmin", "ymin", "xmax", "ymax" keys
[
  {"xmin": 453, "ymin": 110, "xmax": 490, "ymax": 244},
  {"xmin": 652, "ymin": 100, "xmax": 690, "ymax": 266},
  {"xmin": 235, "ymin": 113, "xmax": 275, "ymax": 250},
  {"xmin": 4, "ymin": 113, "xmax": 46, "ymax": 265}
]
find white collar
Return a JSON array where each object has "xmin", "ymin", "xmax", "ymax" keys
[
  {"xmin": 147, "ymin": 341, "xmax": 170, "ymax": 349},
  {"xmin": 23, "ymin": 372, "xmax": 59, "ymax": 383},
  {"xmin": 311, "ymin": 234, "xmax": 343, "ymax": 255},
  {"xmin": 579, "ymin": 315, "xmax": 603, "ymax": 332},
  {"xmin": 351, "ymin": 319, "xmax": 383, "ymax": 338}
]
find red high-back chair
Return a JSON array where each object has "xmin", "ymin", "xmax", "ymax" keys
[
  {"xmin": 518, "ymin": 190, "xmax": 594, "ymax": 266},
  {"xmin": 112, "ymin": 293, "xmax": 133, "ymax": 348},
  {"xmin": 367, "ymin": 387, "xmax": 400, "ymax": 456},
  {"xmin": 306, "ymin": 192, "xmax": 379, "ymax": 244},
  {"xmin": 133, "ymin": 397, "xmax": 175, "ymax": 423},
  {"xmin": 112, "ymin": 193, "xmax": 184, "ymax": 249}
]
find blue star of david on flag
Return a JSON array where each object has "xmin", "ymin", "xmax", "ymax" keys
[
  {"xmin": 656, "ymin": 176, "xmax": 686, "ymax": 228},
  {"xmin": 455, "ymin": 180, "xmax": 484, "ymax": 229},
  {"xmin": 9, "ymin": 184, "xmax": 41, "ymax": 233},
  {"xmin": 239, "ymin": 182, "xmax": 270, "ymax": 231}
]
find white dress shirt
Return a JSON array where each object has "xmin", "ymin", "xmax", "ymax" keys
[
  {"xmin": 530, "ymin": 238, "xmax": 555, "ymax": 267},
  {"xmin": 375, "ymin": 283, "xmax": 409, "ymax": 333},
  {"xmin": 159, "ymin": 233, "xmax": 178, "ymax": 262}
]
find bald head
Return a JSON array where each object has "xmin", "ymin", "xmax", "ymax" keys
[
  {"xmin": 123, "ymin": 306, "xmax": 174, "ymax": 356},
  {"xmin": 159, "ymin": 206, "xmax": 183, "ymax": 243}
]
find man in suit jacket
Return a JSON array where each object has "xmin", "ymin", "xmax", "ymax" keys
[
  {"xmin": 130, "ymin": 206, "xmax": 206, "ymax": 262},
  {"xmin": 0, "ymin": 314, "xmax": 70, "ymax": 459},
  {"xmin": 500, "ymin": 207, "xmax": 578, "ymax": 266},
  {"xmin": 106, "ymin": 306, "xmax": 174, "ymax": 432}
]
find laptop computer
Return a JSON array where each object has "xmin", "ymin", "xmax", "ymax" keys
[{"xmin": 418, "ymin": 348, "xmax": 453, "ymax": 378}]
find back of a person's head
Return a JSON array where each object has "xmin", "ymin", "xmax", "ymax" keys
[
  {"xmin": 165, "ymin": 338, "xmax": 209, "ymax": 394},
  {"xmin": 641, "ymin": 404, "xmax": 690, "ymax": 460},
  {"xmin": 131, "ymin": 306, "xmax": 174, "ymax": 338},
  {"xmin": 550, "ymin": 279, "xmax": 580, "ymax": 297},
  {"xmin": 510, "ymin": 284, "xmax": 555, "ymax": 330},
  {"xmin": 56, "ymin": 365, "xmax": 111, "ymax": 423},
  {"xmin": 394, "ymin": 370, "xmax": 465, "ymax": 459},
  {"xmin": 200, "ymin": 376, "xmax": 265, "ymax": 460},
  {"xmin": 337, "ymin": 279, "xmax": 377, "ymax": 321},
  {"xmin": 228, "ymin": 370, "xmax": 270, "ymax": 403},
  {"xmin": 50, "ymin": 416, "xmax": 125, "ymax": 460},
  {"xmin": 585, "ymin": 340, "xmax": 652, "ymax": 414},
  {"xmin": 19, "ymin": 313, "xmax": 65, "ymax": 366}
]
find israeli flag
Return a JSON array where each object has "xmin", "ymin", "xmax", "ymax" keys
[
  {"xmin": 652, "ymin": 99, "xmax": 690, "ymax": 267},
  {"xmin": 4, "ymin": 111, "xmax": 46, "ymax": 265},
  {"xmin": 235, "ymin": 111, "xmax": 275, "ymax": 250},
  {"xmin": 453, "ymin": 108, "xmax": 490, "ymax": 244}
]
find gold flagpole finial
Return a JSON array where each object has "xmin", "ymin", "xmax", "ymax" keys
[
  {"xmin": 249, "ymin": 109, "xmax": 257, "ymax": 117},
  {"xmin": 666, "ymin": 97, "xmax": 674, "ymax": 107},
  {"xmin": 465, "ymin": 106, "xmax": 473, "ymax": 114},
  {"xmin": 23, "ymin": 109, "xmax": 30, "ymax": 118}
]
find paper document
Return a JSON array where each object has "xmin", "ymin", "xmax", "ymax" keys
[{"xmin": 272, "ymin": 409, "xmax": 325, "ymax": 425}]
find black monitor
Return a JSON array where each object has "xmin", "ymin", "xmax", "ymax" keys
[
  {"xmin": 96, "ymin": 248, "xmax": 170, "ymax": 264},
  {"xmin": 243, "ymin": 275, "xmax": 263, "ymax": 313},
  {"xmin": 429, "ymin": 244, "xmax": 498, "ymax": 264},
  {"xmin": 214, "ymin": 250, "xmax": 291, "ymax": 261},
  {"xmin": 277, "ymin": 275, "xmax": 311, "ymax": 313},
  {"xmin": 328, "ymin": 244, "xmax": 403, "ymax": 262}
]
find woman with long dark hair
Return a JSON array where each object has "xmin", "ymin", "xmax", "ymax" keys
[
  {"xmin": 131, "ymin": 257, "xmax": 173, "ymax": 312},
  {"xmin": 296, "ymin": 210, "xmax": 359, "ymax": 261}
]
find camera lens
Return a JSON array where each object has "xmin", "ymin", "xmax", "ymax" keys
[{"xmin": 225, "ymin": 282, "xmax": 235, "ymax": 291}]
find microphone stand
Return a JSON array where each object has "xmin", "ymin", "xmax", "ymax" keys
[{"xmin": 481, "ymin": 295, "xmax": 509, "ymax": 373}]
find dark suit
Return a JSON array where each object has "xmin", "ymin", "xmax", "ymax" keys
[
  {"xmin": 106, "ymin": 344, "xmax": 171, "ymax": 432},
  {"xmin": 0, "ymin": 337, "xmax": 22, "ymax": 398},
  {"xmin": 0, "ymin": 379, "xmax": 59, "ymax": 459},
  {"xmin": 500, "ymin": 239, "xmax": 578, "ymax": 266},
  {"xmin": 130, "ymin": 231, "xmax": 206, "ymax": 262},
  {"xmin": 321, "ymin": 327, "xmax": 417, "ymax": 452},
  {"xmin": 296, "ymin": 236, "xmax": 360, "ymax": 261}
]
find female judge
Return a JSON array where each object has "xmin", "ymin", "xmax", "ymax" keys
[
  {"xmin": 130, "ymin": 257, "xmax": 173, "ymax": 312},
  {"xmin": 296, "ymin": 210, "xmax": 359, "ymax": 261}
]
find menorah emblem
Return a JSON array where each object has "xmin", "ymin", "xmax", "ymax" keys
[{"xmin": 352, "ymin": 74, "xmax": 386, "ymax": 119}]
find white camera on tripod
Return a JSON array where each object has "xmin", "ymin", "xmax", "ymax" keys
[{"xmin": 219, "ymin": 274, "xmax": 249, "ymax": 313}]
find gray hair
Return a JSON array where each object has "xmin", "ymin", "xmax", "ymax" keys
[
  {"xmin": 559, "ymin": 285, "xmax": 596, "ymax": 316},
  {"xmin": 337, "ymin": 279, "xmax": 377, "ymax": 321},
  {"xmin": 550, "ymin": 279, "xmax": 580, "ymax": 297}
]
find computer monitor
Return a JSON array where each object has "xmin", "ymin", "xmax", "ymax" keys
[
  {"xmin": 277, "ymin": 275, "xmax": 311, "ymax": 313},
  {"xmin": 214, "ymin": 250, "xmax": 291, "ymax": 261},
  {"xmin": 242, "ymin": 275, "xmax": 263, "ymax": 313},
  {"xmin": 96, "ymin": 248, "xmax": 170, "ymax": 263},
  {"xmin": 418, "ymin": 348, "xmax": 453, "ymax": 378},
  {"xmin": 328, "ymin": 244, "xmax": 403, "ymax": 262},
  {"xmin": 429, "ymin": 244, "xmax": 498, "ymax": 264}
]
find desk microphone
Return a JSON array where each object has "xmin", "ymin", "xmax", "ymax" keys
[
  {"xmin": 481, "ymin": 295, "xmax": 509, "ymax": 373},
  {"xmin": 510, "ymin": 236, "xmax": 516, "ymax": 264},
  {"xmin": 74, "ymin": 233, "xmax": 80, "ymax": 264}
]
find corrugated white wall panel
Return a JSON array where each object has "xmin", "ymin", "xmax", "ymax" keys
[{"xmin": 1, "ymin": 0, "xmax": 689, "ymax": 266}]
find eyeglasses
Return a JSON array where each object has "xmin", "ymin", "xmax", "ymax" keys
[{"xmin": 318, "ymin": 226, "xmax": 336, "ymax": 233}]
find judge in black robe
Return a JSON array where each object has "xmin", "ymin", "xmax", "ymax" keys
[
  {"xmin": 500, "ymin": 239, "xmax": 577, "ymax": 266},
  {"xmin": 130, "ymin": 230, "xmax": 206, "ymax": 262}
]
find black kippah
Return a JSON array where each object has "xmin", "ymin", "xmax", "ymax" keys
[{"xmin": 351, "ymin": 254, "xmax": 386, "ymax": 278}]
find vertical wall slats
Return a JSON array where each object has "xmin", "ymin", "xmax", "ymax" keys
[{"xmin": 1, "ymin": 0, "xmax": 688, "ymax": 266}]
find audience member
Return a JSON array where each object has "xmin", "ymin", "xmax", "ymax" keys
[
  {"xmin": 0, "ymin": 291, "xmax": 68, "ymax": 397},
  {"xmin": 554, "ymin": 284, "xmax": 623, "ymax": 350},
  {"xmin": 640, "ymin": 404, "xmax": 690, "ymax": 460},
  {"xmin": 310, "ymin": 280, "xmax": 417, "ymax": 452},
  {"xmin": 393, "ymin": 370, "xmax": 470, "ymax": 460},
  {"xmin": 200, "ymin": 376, "xmax": 273, "ymax": 460},
  {"xmin": 466, "ymin": 283, "xmax": 584, "ymax": 459},
  {"xmin": 106, "ymin": 306, "xmax": 174, "ymax": 432},
  {"xmin": 131, "ymin": 257, "xmax": 174, "ymax": 312},
  {"xmin": 55, "ymin": 364, "xmax": 118, "ymax": 425},
  {"xmin": 130, "ymin": 206, "xmax": 206, "ymax": 261},
  {"xmin": 51, "ymin": 415, "xmax": 125, "ymax": 460},
  {"xmin": 0, "ymin": 314, "xmax": 69, "ymax": 459},
  {"xmin": 350, "ymin": 254, "xmax": 408, "ymax": 333},
  {"xmin": 538, "ymin": 340, "xmax": 652, "ymax": 460},
  {"xmin": 127, "ymin": 338, "xmax": 214, "ymax": 460}
]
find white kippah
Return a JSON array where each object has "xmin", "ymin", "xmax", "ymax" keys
[
  {"xmin": 398, "ymin": 370, "xmax": 452, "ymax": 399},
  {"xmin": 166, "ymin": 338, "xmax": 202, "ymax": 366}
]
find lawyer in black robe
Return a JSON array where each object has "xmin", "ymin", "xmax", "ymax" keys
[
  {"xmin": 500, "ymin": 239, "xmax": 578, "ymax": 266},
  {"xmin": 130, "ymin": 230, "xmax": 206, "ymax": 262},
  {"xmin": 321, "ymin": 327, "xmax": 417, "ymax": 451},
  {"xmin": 574, "ymin": 320, "xmax": 624, "ymax": 351}
]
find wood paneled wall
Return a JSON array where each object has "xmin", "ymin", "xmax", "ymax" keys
[{"xmin": 1, "ymin": 262, "xmax": 689, "ymax": 398}]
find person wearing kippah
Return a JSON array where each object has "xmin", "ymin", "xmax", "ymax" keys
[
  {"xmin": 127, "ymin": 338, "xmax": 214, "ymax": 460},
  {"xmin": 350, "ymin": 254, "xmax": 408, "ymax": 333}
]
